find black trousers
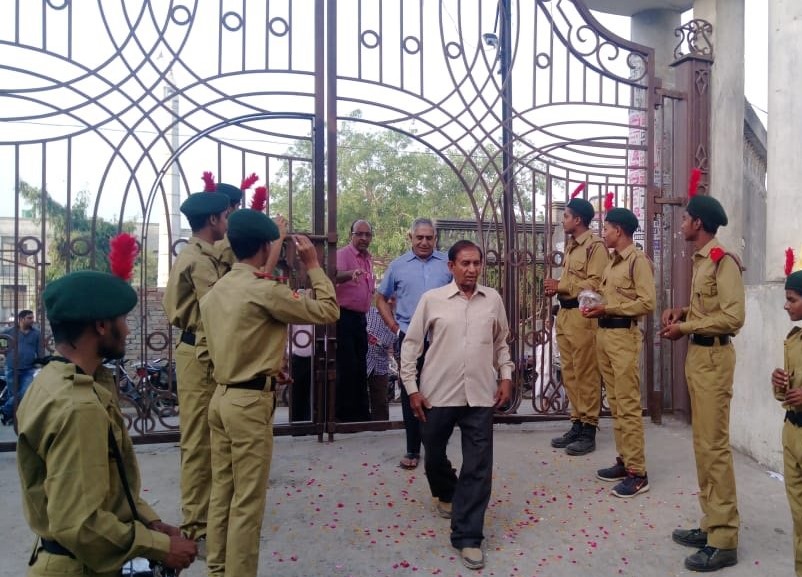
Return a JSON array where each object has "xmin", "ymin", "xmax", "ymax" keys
[
  {"xmin": 397, "ymin": 331, "xmax": 428, "ymax": 456},
  {"xmin": 290, "ymin": 354, "xmax": 312, "ymax": 422},
  {"xmin": 335, "ymin": 309, "xmax": 370, "ymax": 422},
  {"xmin": 421, "ymin": 405, "xmax": 495, "ymax": 549}
]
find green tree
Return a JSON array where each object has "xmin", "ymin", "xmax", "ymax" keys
[{"xmin": 19, "ymin": 181, "xmax": 155, "ymax": 284}]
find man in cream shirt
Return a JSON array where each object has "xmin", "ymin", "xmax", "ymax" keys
[{"xmin": 400, "ymin": 239, "xmax": 514, "ymax": 571}]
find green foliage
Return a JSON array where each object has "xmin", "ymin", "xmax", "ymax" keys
[
  {"xmin": 271, "ymin": 116, "xmax": 548, "ymax": 272},
  {"xmin": 19, "ymin": 181, "xmax": 155, "ymax": 284}
]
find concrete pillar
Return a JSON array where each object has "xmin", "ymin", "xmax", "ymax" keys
[
  {"xmin": 766, "ymin": 0, "xmax": 802, "ymax": 281},
  {"xmin": 692, "ymin": 0, "xmax": 745, "ymax": 257},
  {"xmin": 630, "ymin": 9, "xmax": 682, "ymax": 88}
]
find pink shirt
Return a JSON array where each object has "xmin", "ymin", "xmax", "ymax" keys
[{"xmin": 336, "ymin": 244, "xmax": 374, "ymax": 313}]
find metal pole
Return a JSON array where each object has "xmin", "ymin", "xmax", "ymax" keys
[{"xmin": 499, "ymin": 0, "xmax": 518, "ymax": 360}]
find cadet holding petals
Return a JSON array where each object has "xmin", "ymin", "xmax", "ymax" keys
[
  {"xmin": 543, "ymin": 185, "xmax": 609, "ymax": 455},
  {"xmin": 772, "ymin": 260, "xmax": 802, "ymax": 576},
  {"xmin": 17, "ymin": 239, "xmax": 197, "ymax": 576},
  {"xmin": 583, "ymin": 205, "xmax": 655, "ymax": 499},
  {"xmin": 661, "ymin": 183, "xmax": 745, "ymax": 572}
]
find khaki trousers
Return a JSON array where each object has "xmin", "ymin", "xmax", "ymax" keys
[
  {"xmin": 596, "ymin": 325, "xmax": 646, "ymax": 475},
  {"xmin": 686, "ymin": 342, "xmax": 739, "ymax": 549},
  {"xmin": 206, "ymin": 385, "xmax": 275, "ymax": 577},
  {"xmin": 556, "ymin": 308, "xmax": 601, "ymax": 426},
  {"xmin": 175, "ymin": 342, "xmax": 215, "ymax": 540},
  {"xmin": 783, "ymin": 420, "xmax": 802, "ymax": 576}
]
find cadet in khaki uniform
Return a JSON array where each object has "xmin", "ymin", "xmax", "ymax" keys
[
  {"xmin": 583, "ymin": 207, "xmax": 655, "ymax": 498},
  {"xmin": 661, "ymin": 195, "xmax": 744, "ymax": 572},
  {"xmin": 17, "ymin": 271, "xmax": 197, "ymax": 576},
  {"xmin": 772, "ymin": 270, "xmax": 802, "ymax": 576},
  {"xmin": 200, "ymin": 209, "xmax": 339, "ymax": 577},
  {"xmin": 544, "ymin": 196, "xmax": 609, "ymax": 455},
  {"xmin": 162, "ymin": 191, "xmax": 230, "ymax": 546}
]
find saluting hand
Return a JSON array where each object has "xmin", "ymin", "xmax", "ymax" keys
[
  {"xmin": 409, "ymin": 391, "xmax": 432, "ymax": 422},
  {"xmin": 273, "ymin": 214, "xmax": 289, "ymax": 241},
  {"xmin": 292, "ymin": 235, "xmax": 321, "ymax": 269}
]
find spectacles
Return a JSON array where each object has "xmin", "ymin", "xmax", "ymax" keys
[{"xmin": 352, "ymin": 231, "xmax": 373, "ymax": 238}]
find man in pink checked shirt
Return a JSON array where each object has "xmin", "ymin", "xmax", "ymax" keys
[{"xmin": 334, "ymin": 219, "xmax": 375, "ymax": 422}]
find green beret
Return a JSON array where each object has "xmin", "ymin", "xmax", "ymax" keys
[
  {"xmin": 44, "ymin": 271, "xmax": 137, "ymax": 323},
  {"xmin": 227, "ymin": 209, "xmax": 279, "ymax": 243},
  {"xmin": 786, "ymin": 271, "xmax": 802, "ymax": 295},
  {"xmin": 215, "ymin": 182, "xmax": 243, "ymax": 204},
  {"xmin": 687, "ymin": 195, "xmax": 728, "ymax": 229},
  {"xmin": 566, "ymin": 198, "xmax": 594, "ymax": 222},
  {"xmin": 604, "ymin": 207, "xmax": 639, "ymax": 233},
  {"xmin": 180, "ymin": 192, "xmax": 229, "ymax": 218}
]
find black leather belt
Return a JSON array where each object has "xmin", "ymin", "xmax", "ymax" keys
[
  {"xmin": 558, "ymin": 298, "xmax": 580, "ymax": 310},
  {"xmin": 598, "ymin": 317, "xmax": 636, "ymax": 329},
  {"xmin": 690, "ymin": 334, "xmax": 731, "ymax": 346},
  {"xmin": 786, "ymin": 411, "xmax": 802, "ymax": 427},
  {"xmin": 180, "ymin": 331, "xmax": 196, "ymax": 346},
  {"xmin": 40, "ymin": 539, "xmax": 75, "ymax": 558},
  {"xmin": 226, "ymin": 375, "xmax": 276, "ymax": 392}
]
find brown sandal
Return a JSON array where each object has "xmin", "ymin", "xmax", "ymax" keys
[{"xmin": 399, "ymin": 454, "xmax": 419, "ymax": 469}]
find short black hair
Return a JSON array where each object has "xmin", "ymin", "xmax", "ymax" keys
[
  {"xmin": 229, "ymin": 235, "xmax": 268, "ymax": 261},
  {"xmin": 18, "ymin": 310, "xmax": 33, "ymax": 321},
  {"xmin": 448, "ymin": 239, "xmax": 483, "ymax": 262},
  {"xmin": 608, "ymin": 220, "xmax": 637, "ymax": 237},
  {"xmin": 689, "ymin": 214, "xmax": 720, "ymax": 235},
  {"xmin": 566, "ymin": 207, "xmax": 592, "ymax": 228},
  {"xmin": 187, "ymin": 211, "xmax": 225, "ymax": 233}
]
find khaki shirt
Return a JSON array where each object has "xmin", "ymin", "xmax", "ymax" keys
[
  {"xmin": 777, "ymin": 327, "xmax": 802, "ymax": 410},
  {"xmin": 214, "ymin": 235, "xmax": 236, "ymax": 276},
  {"xmin": 200, "ymin": 264, "xmax": 340, "ymax": 384},
  {"xmin": 557, "ymin": 229, "xmax": 609, "ymax": 298},
  {"xmin": 400, "ymin": 280, "xmax": 515, "ymax": 407},
  {"xmin": 16, "ymin": 361, "xmax": 170, "ymax": 572},
  {"xmin": 162, "ymin": 236, "xmax": 222, "ymax": 333},
  {"xmin": 599, "ymin": 243, "xmax": 656, "ymax": 318},
  {"xmin": 678, "ymin": 239, "xmax": 745, "ymax": 336}
]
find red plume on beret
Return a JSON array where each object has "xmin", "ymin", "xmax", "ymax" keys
[
  {"xmin": 604, "ymin": 192, "xmax": 614, "ymax": 212},
  {"xmin": 250, "ymin": 186, "xmax": 268, "ymax": 212},
  {"xmin": 202, "ymin": 171, "xmax": 216, "ymax": 192},
  {"xmin": 241, "ymin": 173, "xmax": 259, "ymax": 191},
  {"xmin": 109, "ymin": 233, "xmax": 139, "ymax": 281},
  {"xmin": 570, "ymin": 182, "xmax": 585, "ymax": 199},
  {"xmin": 786, "ymin": 247, "xmax": 796, "ymax": 277},
  {"xmin": 688, "ymin": 168, "xmax": 702, "ymax": 198}
]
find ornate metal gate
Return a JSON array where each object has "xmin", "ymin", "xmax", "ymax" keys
[{"xmin": 0, "ymin": 1, "xmax": 709, "ymax": 449}]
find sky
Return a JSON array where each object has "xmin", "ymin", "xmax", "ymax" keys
[{"xmin": 0, "ymin": 0, "xmax": 769, "ymax": 224}]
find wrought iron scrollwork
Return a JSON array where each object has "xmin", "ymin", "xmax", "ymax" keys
[{"xmin": 674, "ymin": 19, "xmax": 714, "ymax": 61}]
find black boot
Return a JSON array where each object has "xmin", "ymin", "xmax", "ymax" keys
[
  {"xmin": 565, "ymin": 423, "xmax": 596, "ymax": 455},
  {"xmin": 551, "ymin": 420, "xmax": 582, "ymax": 448}
]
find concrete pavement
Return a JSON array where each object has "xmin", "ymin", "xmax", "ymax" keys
[{"xmin": 0, "ymin": 418, "xmax": 795, "ymax": 576}]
